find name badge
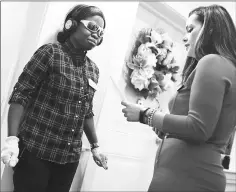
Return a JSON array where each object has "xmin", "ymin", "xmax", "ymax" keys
[{"xmin": 88, "ymin": 78, "xmax": 97, "ymax": 91}]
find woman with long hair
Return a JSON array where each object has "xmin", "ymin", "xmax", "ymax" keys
[{"xmin": 122, "ymin": 4, "xmax": 236, "ymax": 191}]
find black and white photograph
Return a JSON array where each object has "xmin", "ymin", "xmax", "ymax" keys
[{"xmin": 1, "ymin": 1, "xmax": 236, "ymax": 192}]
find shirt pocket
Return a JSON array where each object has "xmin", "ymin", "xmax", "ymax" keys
[{"xmin": 60, "ymin": 94, "xmax": 89, "ymax": 116}]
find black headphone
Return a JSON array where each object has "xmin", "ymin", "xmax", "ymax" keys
[{"xmin": 63, "ymin": 8, "xmax": 104, "ymax": 46}]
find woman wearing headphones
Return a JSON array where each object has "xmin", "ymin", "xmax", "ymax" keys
[{"xmin": 1, "ymin": 4, "xmax": 107, "ymax": 192}]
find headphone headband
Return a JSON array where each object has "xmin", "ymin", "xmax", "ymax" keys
[
  {"xmin": 70, "ymin": 5, "xmax": 91, "ymax": 20},
  {"xmin": 64, "ymin": 5, "xmax": 91, "ymax": 32}
]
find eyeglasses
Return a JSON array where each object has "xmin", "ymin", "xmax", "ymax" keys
[{"xmin": 80, "ymin": 20, "xmax": 104, "ymax": 37}]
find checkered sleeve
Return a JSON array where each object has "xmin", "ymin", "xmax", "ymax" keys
[{"xmin": 9, "ymin": 44, "xmax": 53, "ymax": 108}]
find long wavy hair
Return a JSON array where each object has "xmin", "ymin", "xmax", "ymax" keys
[{"xmin": 182, "ymin": 4, "xmax": 236, "ymax": 83}]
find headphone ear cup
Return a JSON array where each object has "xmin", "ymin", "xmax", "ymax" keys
[
  {"xmin": 97, "ymin": 37, "xmax": 103, "ymax": 46},
  {"xmin": 64, "ymin": 19, "xmax": 78, "ymax": 33}
]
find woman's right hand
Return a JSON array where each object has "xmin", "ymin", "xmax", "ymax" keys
[{"xmin": 121, "ymin": 100, "xmax": 146, "ymax": 122}]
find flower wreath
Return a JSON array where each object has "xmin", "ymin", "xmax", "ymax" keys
[{"xmin": 125, "ymin": 28, "xmax": 180, "ymax": 101}]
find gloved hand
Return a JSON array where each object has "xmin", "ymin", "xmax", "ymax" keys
[
  {"xmin": 1, "ymin": 136, "xmax": 20, "ymax": 167},
  {"xmin": 91, "ymin": 147, "xmax": 108, "ymax": 170}
]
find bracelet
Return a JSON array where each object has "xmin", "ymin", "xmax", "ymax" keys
[
  {"xmin": 139, "ymin": 108, "xmax": 150, "ymax": 124},
  {"xmin": 90, "ymin": 143, "xmax": 99, "ymax": 150},
  {"xmin": 147, "ymin": 108, "xmax": 157, "ymax": 127}
]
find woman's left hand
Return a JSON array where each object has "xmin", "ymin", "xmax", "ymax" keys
[
  {"xmin": 91, "ymin": 148, "xmax": 108, "ymax": 170},
  {"xmin": 121, "ymin": 100, "xmax": 145, "ymax": 122}
]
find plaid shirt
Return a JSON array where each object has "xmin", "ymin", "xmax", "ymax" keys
[{"xmin": 9, "ymin": 40, "xmax": 99, "ymax": 164}]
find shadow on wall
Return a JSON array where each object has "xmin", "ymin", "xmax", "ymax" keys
[{"xmin": 42, "ymin": 29, "xmax": 61, "ymax": 44}]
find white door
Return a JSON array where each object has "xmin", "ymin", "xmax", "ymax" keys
[
  {"xmin": 1, "ymin": 2, "xmax": 49, "ymax": 191},
  {"xmin": 79, "ymin": 2, "xmax": 185, "ymax": 191},
  {"xmin": 80, "ymin": 76, "xmax": 160, "ymax": 191}
]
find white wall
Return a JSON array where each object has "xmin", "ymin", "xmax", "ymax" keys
[
  {"xmin": 0, "ymin": 6, "xmax": 30, "ymax": 184},
  {"xmin": 1, "ymin": 2, "xmax": 48, "ymax": 190},
  {"xmin": 1, "ymin": 1, "xmax": 49, "ymax": 144},
  {"xmin": 165, "ymin": 2, "xmax": 236, "ymax": 23},
  {"xmin": 1, "ymin": 3, "xmax": 31, "ymax": 179},
  {"xmin": 1, "ymin": 2, "xmax": 30, "ymax": 120}
]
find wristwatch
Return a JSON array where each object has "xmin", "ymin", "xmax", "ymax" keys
[
  {"xmin": 90, "ymin": 143, "xmax": 99, "ymax": 150},
  {"xmin": 139, "ymin": 107, "xmax": 150, "ymax": 124}
]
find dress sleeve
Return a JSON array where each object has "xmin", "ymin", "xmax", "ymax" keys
[
  {"xmin": 8, "ymin": 44, "xmax": 53, "ymax": 108},
  {"xmin": 160, "ymin": 54, "xmax": 232, "ymax": 142}
]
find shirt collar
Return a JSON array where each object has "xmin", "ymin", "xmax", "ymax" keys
[{"xmin": 63, "ymin": 39, "xmax": 87, "ymax": 66}]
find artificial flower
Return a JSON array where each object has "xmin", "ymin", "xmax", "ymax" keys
[
  {"xmin": 149, "ymin": 76, "xmax": 159, "ymax": 89},
  {"xmin": 131, "ymin": 67, "xmax": 154, "ymax": 80},
  {"xmin": 154, "ymin": 71, "xmax": 165, "ymax": 82},
  {"xmin": 137, "ymin": 43, "xmax": 154, "ymax": 56},
  {"xmin": 148, "ymin": 30, "xmax": 163, "ymax": 45},
  {"xmin": 149, "ymin": 86, "xmax": 162, "ymax": 97},
  {"xmin": 131, "ymin": 54, "xmax": 156, "ymax": 69},
  {"xmin": 136, "ymin": 28, "xmax": 152, "ymax": 44},
  {"xmin": 130, "ymin": 69, "xmax": 152, "ymax": 91},
  {"xmin": 161, "ymin": 33, "xmax": 174, "ymax": 51},
  {"xmin": 149, "ymin": 76, "xmax": 163, "ymax": 96},
  {"xmin": 156, "ymin": 48, "xmax": 168, "ymax": 63},
  {"xmin": 127, "ymin": 42, "xmax": 157, "ymax": 70},
  {"xmin": 125, "ymin": 27, "xmax": 179, "ymax": 99},
  {"xmin": 162, "ymin": 52, "xmax": 174, "ymax": 66}
]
